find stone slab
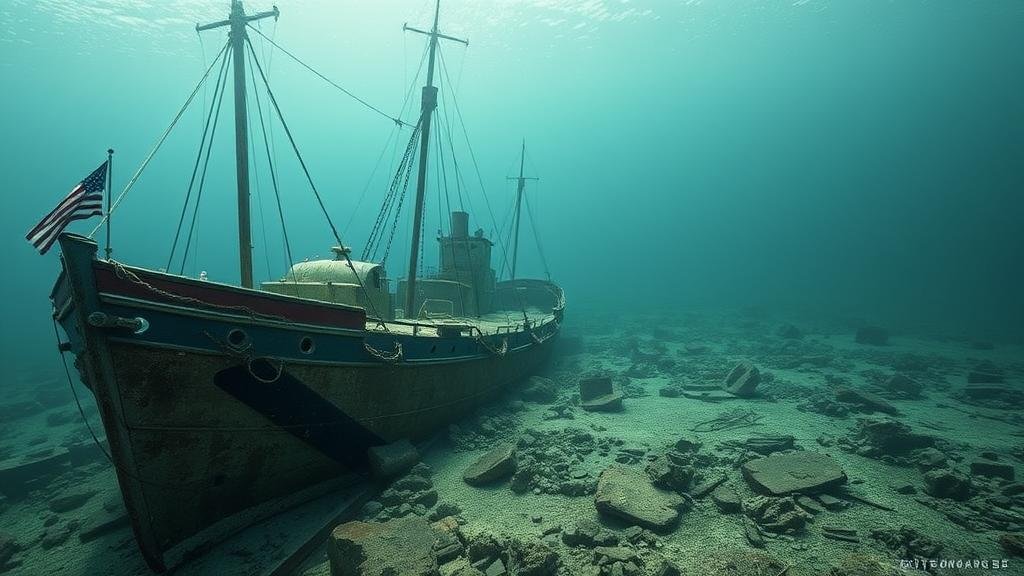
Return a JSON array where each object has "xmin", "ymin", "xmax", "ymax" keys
[{"xmin": 741, "ymin": 452, "xmax": 847, "ymax": 496}]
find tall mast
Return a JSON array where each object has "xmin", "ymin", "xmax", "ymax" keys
[
  {"xmin": 507, "ymin": 139, "xmax": 538, "ymax": 280},
  {"xmin": 197, "ymin": 1, "xmax": 278, "ymax": 288},
  {"xmin": 403, "ymin": 0, "xmax": 467, "ymax": 318}
]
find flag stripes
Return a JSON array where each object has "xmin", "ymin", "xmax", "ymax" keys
[{"xmin": 27, "ymin": 160, "xmax": 108, "ymax": 255}]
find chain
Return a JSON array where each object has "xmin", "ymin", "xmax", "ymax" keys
[
  {"xmin": 111, "ymin": 260, "xmax": 288, "ymax": 323},
  {"xmin": 364, "ymin": 341, "xmax": 403, "ymax": 363}
]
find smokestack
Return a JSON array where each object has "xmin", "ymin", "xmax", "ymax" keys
[{"xmin": 451, "ymin": 211, "xmax": 469, "ymax": 239}]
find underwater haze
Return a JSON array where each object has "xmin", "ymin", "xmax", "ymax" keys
[
  {"xmin": 2, "ymin": 1, "xmax": 1024, "ymax": 575},
  {"xmin": 1, "ymin": 0, "xmax": 1022, "ymax": 356}
]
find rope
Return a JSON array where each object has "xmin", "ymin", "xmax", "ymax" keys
[
  {"xmin": 523, "ymin": 190, "xmax": 552, "ymax": 281},
  {"xmin": 364, "ymin": 114, "xmax": 423, "ymax": 264},
  {"xmin": 178, "ymin": 57, "xmax": 231, "ymax": 275},
  {"xmin": 89, "ymin": 40, "xmax": 230, "ymax": 238},
  {"xmin": 111, "ymin": 260, "xmax": 288, "ymax": 323},
  {"xmin": 245, "ymin": 38, "xmax": 388, "ymax": 326},
  {"xmin": 437, "ymin": 46, "xmax": 513, "ymax": 279},
  {"xmin": 248, "ymin": 44, "xmax": 296, "ymax": 282},
  {"xmin": 364, "ymin": 341, "xmax": 403, "ymax": 363},
  {"xmin": 203, "ymin": 329, "xmax": 285, "ymax": 384},
  {"xmin": 246, "ymin": 47, "xmax": 273, "ymax": 281},
  {"xmin": 167, "ymin": 47, "xmax": 230, "ymax": 270},
  {"xmin": 178, "ymin": 51, "xmax": 232, "ymax": 274},
  {"xmin": 247, "ymin": 24, "xmax": 408, "ymax": 128}
]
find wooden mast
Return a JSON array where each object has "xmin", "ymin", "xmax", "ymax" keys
[
  {"xmin": 197, "ymin": 1, "xmax": 278, "ymax": 288},
  {"xmin": 403, "ymin": 0, "xmax": 467, "ymax": 318},
  {"xmin": 507, "ymin": 139, "xmax": 538, "ymax": 280}
]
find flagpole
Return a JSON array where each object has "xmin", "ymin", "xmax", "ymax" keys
[{"xmin": 105, "ymin": 148, "xmax": 113, "ymax": 260}]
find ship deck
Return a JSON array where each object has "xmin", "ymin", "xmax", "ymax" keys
[{"xmin": 367, "ymin": 307, "xmax": 556, "ymax": 337}]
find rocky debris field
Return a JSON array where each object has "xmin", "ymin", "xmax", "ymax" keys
[{"xmin": 312, "ymin": 310, "xmax": 1024, "ymax": 576}]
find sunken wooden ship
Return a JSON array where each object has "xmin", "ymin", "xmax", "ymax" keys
[{"xmin": 50, "ymin": 1, "xmax": 563, "ymax": 571}]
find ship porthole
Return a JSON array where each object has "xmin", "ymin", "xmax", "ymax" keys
[
  {"xmin": 226, "ymin": 328, "xmax": 250, "ymax": 351},
  {"xmin": 299, "ymin": 336, "xmax": 316, "ymax": 355}
]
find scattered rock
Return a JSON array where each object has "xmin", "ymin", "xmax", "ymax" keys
[
  {"xmin": 579, "ymin": 376, "xmax": 624, "ymax": 412},
  {"xmin": 913, "ymin": 447, "xmax": 947, "ymax": 470},
  {"xmin": 794, "ymin": 495, "xmax": 825, "ymax": 514},
  {"xmin": 657, "ymin": 385, "xmax": 682, "ymax": 398},
  {"xmin": 923, "ymin": 468, "xmax": 972, "ymax": 501},
  {"xmin": 967, "ymin": 361, "xmax": 1005, "ymax": 384},
  {"xmin": 329, "ymin": 516, "xmax": 442, "ymax": 576},
  {"xmin": 797, "ymin": 393, "xmax": 850, "ymax": 418},
  {"xmin": 723, "ymin": 362, "xmax": 760, "ymax": 397},
  {"xmin": 449, "ymin": 411, "xmax": 522, "ymax": 452},
  {"xmin": 463, "ymin": 444, "xmax": 517, "ymax": 486},
  {"xmin": 673, "ymin": 437, "xmax": 702, "ymax": 453},
  {"xmin": 879, "ymin": 374, "xmax": 924, "ymax": 400},
  {"xmin": 594, "ymin": 466, "xmax": 684, "ymax": 533},
  {"xmin": 367, "ymin": 439, "xmax": 420, "ymax": 479},
  {"xmin": 814, "ymin": 494, "xmax": 847, "ymax": 512},
  {"xmin": 0, "ymin": 533, "xmax": 20, "ymax": 572},
  {"xmin": 48, "ymin": 491, "xmax": 96, "ymax": 513},
  {"xmin": 741, "ymin": 452, "xmax": 847, "ymax": 495},
  {"xmin": 844, "ymin": 418, "xmax": 934, "ymax": 458},
  {"xmin": 729, "ymin": 435, "xmax": 795, "ymax": 456},
  {"xmin": 870, "ymin": 526, "xmax": 944, "ymax": 558},
  {"xmin": 520, "ymin": 376, "xmax": 559, "ymax": 404},
  {"xmin": 834, "ymin": 387, "xmax": 900, "ymax": 415},
  {"xmin": 506, "ymin": 539, "xmax": 558, "ymax": 576},
  {"xmin": 651, "ymin": 558, "xmax": 682, "ymax": 576},
  {"xmin": 645, "ymin": 455, "xmax": 693, "ymax": 493},
  {"xmin": 561, "ymin": 519, "xmax": 618, "ymax": 548},
  {"xmin": 744, "ymin": 495, "xmax": 812, "ymax": 534},
  {"xmin": 970, "ymin": 459, "xmax": 1015, "ymax": 481},
  {"xmin": 1000, "ymin": 533, "xmax": 1024, "ymax": 557},
  {"xmin": 855, "ymin": 326, "xmax": 889, "ymax": 346},
  {"xmin": 690, "ymin": 474, "xmax": 728, "ymax": 498},
  {"xmin": 510, "ymin": 428, "xmax": 602, "ymax": 496},
  {"xmin": 483, "ymin": 558, "xmax": 507, "ymax": 576},
  {"xmin": 892, "ymin": 483, "xmax": 917, "ymax": 495},
  {"xmin": 710, "ymin": 484, "xmax": 741, "ymax": 513},
  {"xmin": 40, "ymin": 523, "xmax": 75, "ymax": 550},
  {"xmin": 742, "ymin": 516, "xmax": 764, "ymax": 548}
]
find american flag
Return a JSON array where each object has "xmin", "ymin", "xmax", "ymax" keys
[{"xmin": 26, "ymin": 160, "xmax": 108, "ymax": 255}]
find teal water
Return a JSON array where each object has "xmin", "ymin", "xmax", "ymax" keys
[{"xmin": 1, "ymin": 1, "xmax": 1023, "ymax": 574}]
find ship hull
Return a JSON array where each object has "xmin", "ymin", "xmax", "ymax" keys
[{"xmin": 52, "ymin": 234, "xmax": 562, "ymax": 571}]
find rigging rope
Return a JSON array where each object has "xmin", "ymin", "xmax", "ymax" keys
[
  {"xmin": 245, "ymin": 37, "xmax": 387, "ymax": 326},
  {"xmin": 364, "ymin": 114, "xmax": 422, "ymax": 264},
  {"xmin": 247, "ymin": 24, "xmax": 409, "ymax": 128},
  {"xmin": 523, "ymin": 188, "xmax": 552, "ymax": 281},
  {"xmin": 246, "ymin": 55, "xmax": 273, "ymax": 282},
  {"xmin": 166, "ymin": 46, "xmax": 230, "ymax": 271},
  {"xmin": 89, "ymin": 40, "xmax": 230, "ymax": 239},
  {"xmin": 437, "ymin": 46, "xmax": 513, "ymax": 279},
  {"xmin": 248, "ymin": 44, "xmax": 297, "ymax": 282},
  {"xmin": 179, "ymin": 55, "xmax": 232, "ymax": 275}
]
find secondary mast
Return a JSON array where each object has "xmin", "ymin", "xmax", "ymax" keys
[
  {"xmin": 197, "ymin": 1, "xmax": 279, "ymax": 288},
  {"xmin": 508, "ymin": 139, "xmax": 538, "ymax": 279},
  {"xmin": 403, "ymin": 0, "xmax": 467, "ymax": 318}
]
